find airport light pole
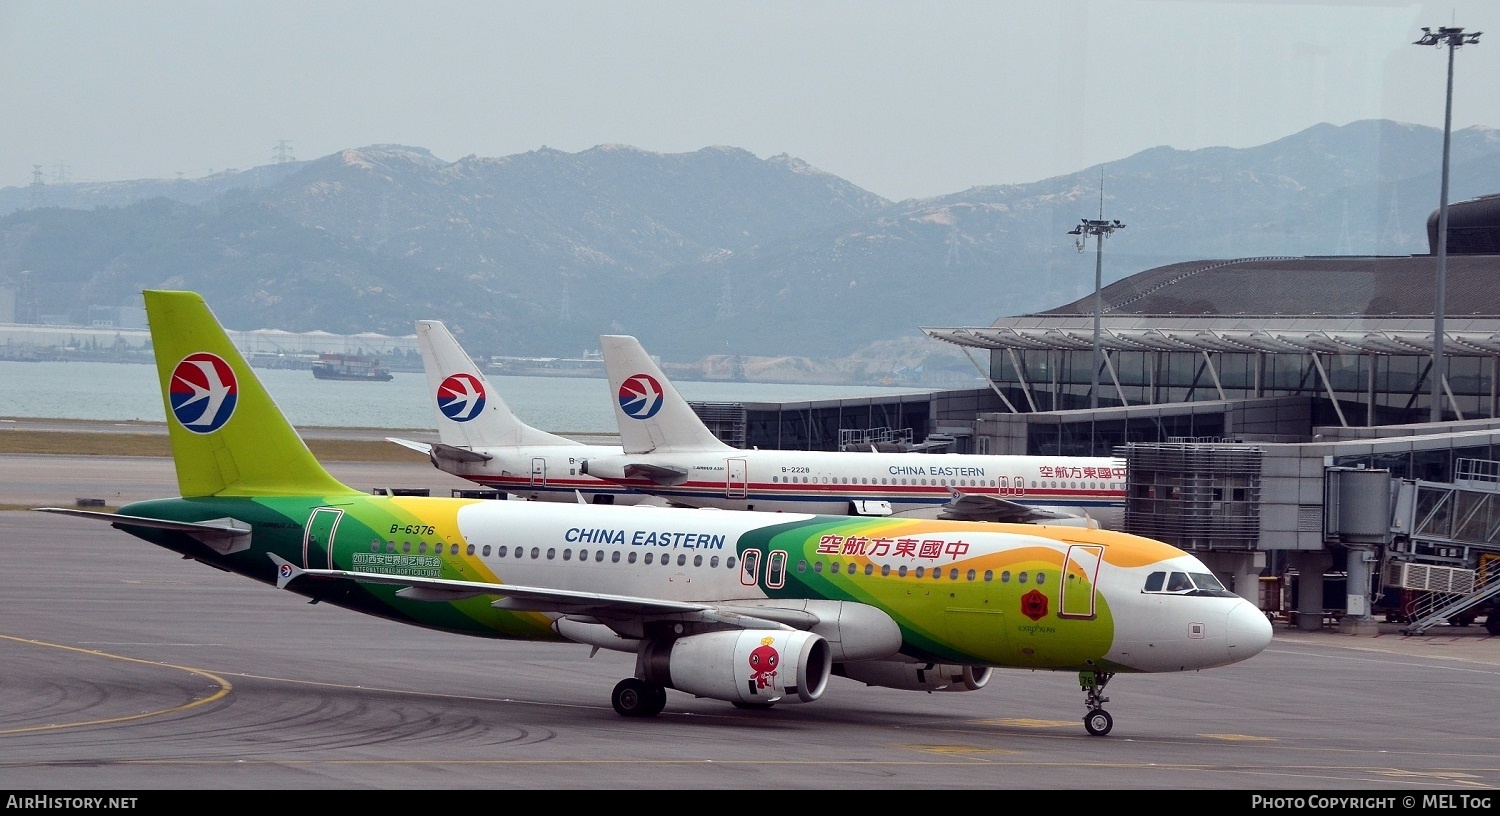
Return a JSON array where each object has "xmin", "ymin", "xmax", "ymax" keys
[
  {"xmin": 1414, "ymin": 25, "xmax": 1481, "ymax": 422},
  {"xmin": 1069, "ymin": 217, "xmax": 1125, "ymax": 409}
]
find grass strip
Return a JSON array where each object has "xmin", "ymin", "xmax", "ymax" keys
[{"xmin": 0, "ymin": 431, "xmax": 428, "ymax": 463}]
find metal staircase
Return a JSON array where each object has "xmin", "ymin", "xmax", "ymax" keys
[{"xmin": 1402, "ymin": 563, "xmax": 1500, "ymax": 634}]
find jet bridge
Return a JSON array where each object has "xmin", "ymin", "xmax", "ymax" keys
[{"xmin": 1384, "ymin": 458, "xmax": 1500, "ymax": 634}]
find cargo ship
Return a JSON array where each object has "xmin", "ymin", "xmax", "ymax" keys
[{"xmin": 310, "ymin": 353, "xmax": 394, "ymax": 381}]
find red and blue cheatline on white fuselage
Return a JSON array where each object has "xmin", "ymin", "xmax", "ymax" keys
[{"xmin": 581, "ymin": 449, "xmax": 1125, "ymax": 524}]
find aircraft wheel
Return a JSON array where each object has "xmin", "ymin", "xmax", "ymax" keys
[
  {"xmin": 612, "ymin": 678, "xmax": 664, "ymax": 718},
  {"xmin": 1486, "ymin": 613, "xmax": 1500, "ymax": 637},
  {"xmin": 1084, "ymin": 708, "xmax": 1113, "ymax": 736},
  {"xmin": 645, "ymin": 683, "xmax": 668, "ymax": 716}
]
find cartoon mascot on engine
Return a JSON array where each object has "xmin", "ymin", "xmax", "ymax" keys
[{"xmin": 748, "ymin": 636, "xmax": 781, "ymax": 690}]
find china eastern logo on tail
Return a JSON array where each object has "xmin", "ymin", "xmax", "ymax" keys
[
  {"xmin": 619, "ymin": 374, "xmax": 664, "ymax": 420},
  {"xmin": 437, "ymin": 373, "xmax": 486, "ymax": 422},
  {"xmin": 168, "ymin": 352, "xmax": 238, "ymax": 433}
]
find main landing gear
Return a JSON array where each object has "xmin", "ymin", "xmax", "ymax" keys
[
  {"xmin": 1079, "ymin": 670, "xmax": 1115, "ymax": 736},
  {"xmin": 611, "ymin": 677, "xmax": 668, "ymax": 717}
]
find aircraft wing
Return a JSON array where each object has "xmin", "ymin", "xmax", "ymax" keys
[
  {"xmin": 268, "ymin": 554, "xmax": 796, "ymax": 630},
  {"xmin": 386, "ymin": 437, "xmax": 493, "ymax": 463},
  {"xmin": 621, "ymin": 462, "xmax": 690, "ymax": 486},
  {"xmin": 933, "ymin": 489, "xmax": 1095, "ymax": 526}
]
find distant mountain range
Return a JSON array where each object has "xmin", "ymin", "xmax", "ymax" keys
[{"xmin": 3, "ymin": 119, "xmax": 1499, "ymax": 373}]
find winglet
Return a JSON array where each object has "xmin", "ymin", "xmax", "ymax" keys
[
  {"xmin": 268, "ymin": 553, "xmax": 304, "ymax": 589},
  {"xmin": 599, "ymin": 335, "xmax": 732, "ymax": 454}
]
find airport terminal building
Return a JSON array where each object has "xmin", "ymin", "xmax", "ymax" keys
[{"xmin": 714, "ymin": 194, "xmax": 1500, "ymax": 633}]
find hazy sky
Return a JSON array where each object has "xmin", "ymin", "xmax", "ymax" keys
[{"xmin": 3, "ymin": 0, "xmax": 1497, "ymax": 201}]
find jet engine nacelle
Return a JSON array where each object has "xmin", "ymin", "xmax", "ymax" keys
[
  {"xmin": 578, "ymin": 456, "xmax": 625, "ymax": 481},
  {"xmin": 641, "ymin": 630, "xmax": 832, "ymax": 705},
  {"xmin": 834, "ymin": 660, "xmax": 993, "ymax": 693}
]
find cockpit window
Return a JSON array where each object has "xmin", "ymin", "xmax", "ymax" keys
[
  {"xmin": 1143, "ymin": 570, "xmax": 1238, "ymax": 597},
  {"xmin": 1190, "ymin": 572, "xmax": 1228, "ymax": 592}
]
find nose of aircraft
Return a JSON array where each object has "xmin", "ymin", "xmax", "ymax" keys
[{"xmin": 1225, "ymin": 600, "xmax": 1274, "ymax": 661}]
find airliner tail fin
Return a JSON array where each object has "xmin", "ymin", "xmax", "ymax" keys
[
  {"xmin": 144, "ymin": 290, "xmax": 359, "ymax": 498},
  {"xmin": 600, "ymin": 335, "xmax": 732, "ymax": 454},
  {"xmin": 416, "ymin": 320, "xmax": 575, "ymax": 448}
]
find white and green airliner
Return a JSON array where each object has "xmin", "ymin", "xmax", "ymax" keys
[{"xmin": 39, "ymin": 290, "xmax": 1273, "ymax": 736}]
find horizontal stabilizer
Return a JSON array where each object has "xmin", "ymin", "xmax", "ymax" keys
[
  {"xmin": 622, "ymin": 462, "xmax": 690, "ymax": 485},
  {"xmin": 34, "ymin": 507, "xmax": 248, "ymax": 535},
  {"xmin": 385, "ymin": 437, "xmax": 432, "ymax": 455},
  {"xmin": 430, "ymin": 442, "xmax": 493, "ymax": 463},
  {"xmin": 386, "ymin": 437, "xmax": 493, "ymax": 463},
  {"xmin": 36, "ymin": 508, "xmax": 252, "ymax": 554}
]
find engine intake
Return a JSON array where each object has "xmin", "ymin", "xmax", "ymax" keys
[{"xmin": 641, "ymin": 630, "xmax": 832, "ymax": 705}]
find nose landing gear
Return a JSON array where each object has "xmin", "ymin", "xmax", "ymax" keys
[{"xmin": 1079, "ymin": 670, "xmax": 1114, "ymax": 736}]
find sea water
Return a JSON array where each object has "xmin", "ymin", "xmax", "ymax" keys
[{"xmin": 0, "ymin": 360, "xmax": 934, "ymax": 434}]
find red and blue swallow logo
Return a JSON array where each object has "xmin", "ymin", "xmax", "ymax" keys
[
  {"xmin": 169, "ymin": 353, "xmax": 238, "ymax": 434},
  {"xmin": 618, "ymin": 374, "xmax": 664, "ymax": 419},
  {"xmin": 437, "ymin": 373, "xmax": 486, "ymax": 422},
  {"xmin": 279, "ymin": 563, "xmax": 294, "ymax": 579}
]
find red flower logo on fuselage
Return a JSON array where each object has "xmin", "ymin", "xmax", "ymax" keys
[{"xmin": 1021, "ymin": 589, "xmax": 1049, "ymax": 621}]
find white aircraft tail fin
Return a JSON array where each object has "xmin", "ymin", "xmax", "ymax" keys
[
  {"xmin": 600, "ymin": 335, "xmax": 733, "ymax": 454},
  {"xmin": 416, "ymin": 320, "xmax": 575, "ymax": 448}
]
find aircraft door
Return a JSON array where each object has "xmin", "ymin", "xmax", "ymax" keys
[
  {"xmin": 726, "ymin": 457, "xmax": 748, "ymax": 499},
  {"xmin": 740, "ymin": 549, "xmax": 762, "ymax": 587},
  {"xmin": 1060, "ymin": 543, "xmax": 1104, "ymax": 619},
  {"xmin": 530, "ymin": 457, "xmax": 547, "ymax": 487},
  {"xmin": 765, "ymin": 550, "xmax": 787, "ymax": 589},
  {"xmin": 302, "ymin": 507, "xmax": 344, "ymax": 570}
]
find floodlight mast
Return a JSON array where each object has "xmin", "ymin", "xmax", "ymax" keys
[
  {"xmin": 1068, "ymin": 217, "xmax": 1125, "ymax": 410},
  {"xmin": 1414, "ymin": 25, "xmax": 1481, "ymax": 422}
]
